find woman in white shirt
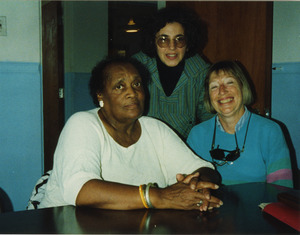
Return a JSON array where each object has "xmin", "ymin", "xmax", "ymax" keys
[{"xmin": 39, "ymin": 57, "xmax": 222, "ymax": 211}]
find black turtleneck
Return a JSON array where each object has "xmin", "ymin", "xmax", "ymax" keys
[{"xmin": 156, "ymin": 58, "xmax": 185, "ymax": 97}]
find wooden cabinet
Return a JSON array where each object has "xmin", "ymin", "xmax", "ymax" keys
[{"xmin": 167, "ymin": 1, "xmax": 273, "ymax": 116}]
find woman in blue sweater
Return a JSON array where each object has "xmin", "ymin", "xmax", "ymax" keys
[{"xmin": 187, "ymin": 60, "xmax": 293, "ymax": 187}]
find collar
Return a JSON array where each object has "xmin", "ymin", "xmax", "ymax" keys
[{"xmin": 217, "ymin": 106, "xmax": 249, "ymax": 132}]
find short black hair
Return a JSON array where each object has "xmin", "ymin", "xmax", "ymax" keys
[
  {"xmin": 140, "ymin": 6, "xmax": 207, "ymax": 58},
  {"xmin": 89, "ymin": 56, "xmax": 150, "ymax": 110}
]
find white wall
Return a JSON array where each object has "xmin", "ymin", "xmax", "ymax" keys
[
  {"xmin": 0, "ymin": 0, "xmax": 41, "ymax": 63},
  {"xmin": 273, "ymin": 1, "xmax": 300, "ymax": 63},
  {"xmin": 63, "ymin": 1, "xmax": 108, "ymax": 73}
]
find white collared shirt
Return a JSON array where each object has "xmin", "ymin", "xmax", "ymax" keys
[{"xmin": 216, "ymin": 106, "xmax": 250, "ymax": 133}]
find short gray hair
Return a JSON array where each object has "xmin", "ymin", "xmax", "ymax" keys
[{"xmin": 204, "ymin": 60, "xmax": 255, "ymax": 113}]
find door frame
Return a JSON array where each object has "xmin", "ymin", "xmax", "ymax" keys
[{"xmin": 42, "ymin": 1, "xmax": 65, "ymax": 172}]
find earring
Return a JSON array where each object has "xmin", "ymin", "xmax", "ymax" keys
[{"xmin": 99, "ymin": 100, "xmax": 104, "ymax": 108}]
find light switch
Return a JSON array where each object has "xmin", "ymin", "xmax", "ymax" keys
[{"xmin": 0, "ymin": 16, "xmax": 7, "ymax": 36}]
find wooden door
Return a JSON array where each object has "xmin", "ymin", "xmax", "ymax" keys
[
  {"xmin": 42, "ymin": 1, "xmax": 64, "ymax": 172},
  {"xmin": 167, "ymin": 1, "xmax": 273, "ymax": 116}
]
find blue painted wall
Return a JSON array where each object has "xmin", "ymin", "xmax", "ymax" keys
[
  {"xmin": 0, "ymin": 68, "xmax": 96, "ymax": 212},
  {"xmin": 272, "ymin": 62, "xmax": 300, "ymax": 170},
  {"xmin": 0, "ymin": 62, "xmax": 43, "ymax": 211},
  {"xmin": 64, "ymin": 72, "xmax": 96, "ymax": 122}
]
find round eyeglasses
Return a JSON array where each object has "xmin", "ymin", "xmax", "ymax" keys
[{"xmin": 156, "ymin": 35, "xmax": 186, "ymax": 48}]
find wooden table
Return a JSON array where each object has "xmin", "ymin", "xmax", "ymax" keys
[{"xmin": 0, "ymin": 182, "xmax": 298, "ymax": 234}]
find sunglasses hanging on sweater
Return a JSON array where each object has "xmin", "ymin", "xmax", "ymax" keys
[{"xmin": 210, "ymin": 113, "xmax": 252, "ymax": 166}]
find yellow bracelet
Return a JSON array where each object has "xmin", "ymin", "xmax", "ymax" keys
[{"xmin": 139, "ymin": 184, "xmax": 149, "ymax": 209}]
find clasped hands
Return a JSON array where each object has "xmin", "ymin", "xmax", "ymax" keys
[{"xmin": 176, "ymin": 172, "xmax": 223, "ymax": 211}]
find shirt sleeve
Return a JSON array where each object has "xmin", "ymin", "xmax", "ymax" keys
[
  {"xmin": 53, "ymin": 112, "xmax": 103, "ymax": 205},
  {"xmin": 146, "ymin": 118, "xmax": 215, "ymax": 185},
  {"xmin": 195, "ymin": 66, "xmax": 214, "ymax": 123}
]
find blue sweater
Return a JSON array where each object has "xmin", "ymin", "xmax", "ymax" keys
[{"xmin": 187, "ymin": 112, "xmax": 293, "ymax": 187}]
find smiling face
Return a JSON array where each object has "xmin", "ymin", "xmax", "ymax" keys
[
  {"xmin": 209, "ymin": 71, "xmax": 245, "ymax": 120},
  {"xmin": 98, "ymin": 63, "xmax": 145, "ymax": 124},
  {"xmin": 155, "ymin": 22, "xmax": 187, "ymax": 67}
]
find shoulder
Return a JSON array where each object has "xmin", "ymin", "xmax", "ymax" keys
[
  {"xmin": 185, "ymin": 54, "xmax": 210, "ymax": 70},
  {"xmin": 139, "ymin": 116, "xmax": 180, "ymax": 137},
  {"xmin": 250, "ymin": 113, "xmax": 284, "ymax": 137},
  {"xmin": 132, "ymin": 52, "xmax": 157, "ymax": 74},
  {"xmin": 140, "ymin": 116, "xmax": 169, "ymax": 129},
  {"xmin": 251, "ymin": 113, "xmax": 281, "ymax": 129},
  {"xmin": 132, "ymin": 52, "xmax": 153, "ymax": 64},
  {"xmin": 55, "ymin": 109, "xmax": 102, "ymax": 151},
  {"xmin": 187, "ymin": 117, "xmax": 215, "ymax": 150},
  {"xmin": 189, "ymin": 116, "xmax": 215, "ymax": 135},
  {"xmin": 67, "ymin": 108, "xmax": 98, "ymax": 121},
  {"xmin": 184, "ymin": 54, "xmax": 210, "ymax": 79},
  {"xmin": 65, "ymin": 108, "xmax": 99, "ymax": 128}
]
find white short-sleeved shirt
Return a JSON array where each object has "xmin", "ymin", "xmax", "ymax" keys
[{"xmin": 40, "ymin": 108, "xmax": 213, "ymax": 208}]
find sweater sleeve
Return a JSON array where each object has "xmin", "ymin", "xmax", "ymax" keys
[{"xmin": 264, "ymin": 122, "xmax": 293, "ymax": 188}]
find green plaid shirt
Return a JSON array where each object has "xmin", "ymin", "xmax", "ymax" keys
[{"xmin": 133, "ymin": 52, "xmax": 213, "ymax": 139}]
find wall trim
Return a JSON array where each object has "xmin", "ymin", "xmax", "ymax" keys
[{"xmin": 0, "ymin": 61, "xmax": 41, "ymax": 73}]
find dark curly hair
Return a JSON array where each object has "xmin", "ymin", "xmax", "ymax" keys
[
  {"xmin": 89, "ymin": 56, "xmax": 150, "ymax": 111},
  {"xmin": 140, "ymin": 6, "xmax": 207, "ymax": 58}
]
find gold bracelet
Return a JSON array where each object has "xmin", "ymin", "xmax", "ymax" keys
[{"xmin": 139, "ymin": 184, "xmax": 149, "ymax": 209}]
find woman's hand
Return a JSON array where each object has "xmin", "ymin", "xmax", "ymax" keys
[
  {"xmin": 150, "ymin": 179, "xmax": 222, "ymax": 211},
  {"xmin": 175, "ymin": 172, "xmax": 222, "ymax": 211}
]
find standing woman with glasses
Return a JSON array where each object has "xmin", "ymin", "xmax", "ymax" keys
[
  {"xmin": 187, "ymin": 60, "xmax": 293, "ymax": 188},
  {"xmin": 133, "ymin": 7, "xmax": 213, "ymax": 140}
]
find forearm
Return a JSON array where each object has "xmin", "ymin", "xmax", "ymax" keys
[
  {"xmin": 75, "ymin": 178, "xmax": 221, "ymax": 211},
  {"xmin": 76, "ymin": 179, "xmax": 144, "ymax": 210}
]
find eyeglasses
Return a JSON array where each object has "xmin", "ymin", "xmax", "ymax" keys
[
  {"xmin": 156, "ymin": 35, "xmax": 186, "ymax": 48},
  {"xmin": 210, "ymin": 113, "xmax": 252, "ymax": 166}
]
